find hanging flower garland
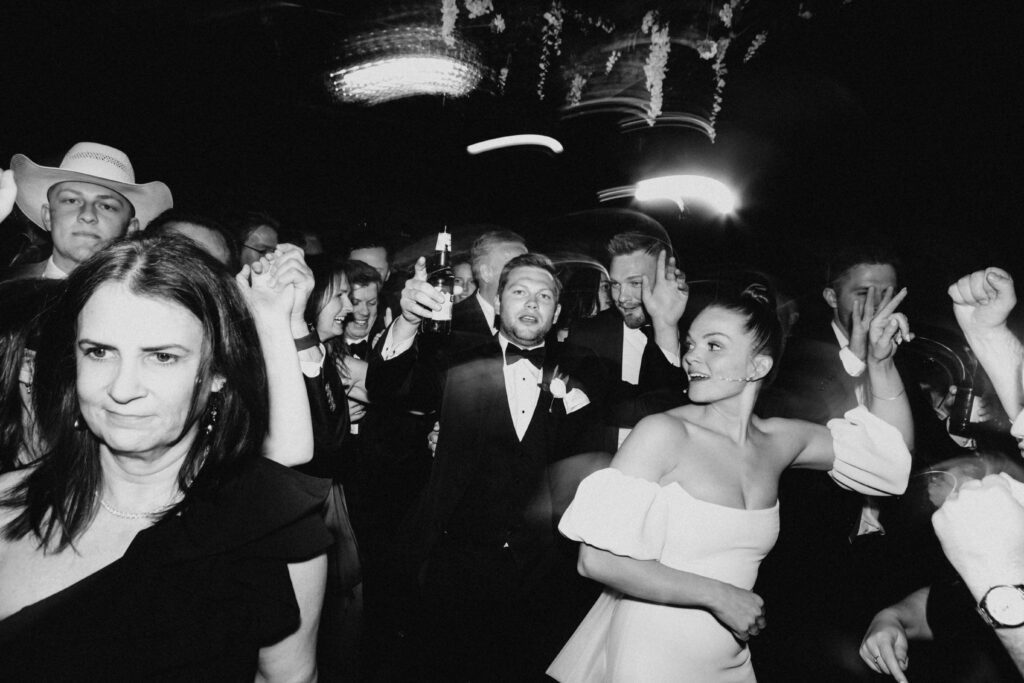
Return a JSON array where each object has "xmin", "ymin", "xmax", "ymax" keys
[
  {"xmin": 537, "ymin": 1, "xmax": 565, "ymax": 100},
  {"xmin": 464, "ymin": 0, "xmax": 494, "ymax": 19},
  {"xmin": 743, "ymin": 31, "xmax": 768, "ymax": 62},
  {"xmin": 567, "ymin": 73, "xmax": 587, "ymax": 107},
  {"xmin": 441, "ymin": 0, "xmax": 459, "ymax": 47},
  {"xmin": 708, "ymin": 38, "xmax": 731, "ymax": 140},
  {"xmin": 641, "ymin": 11, "xmax": 671, "ymax": 125}
]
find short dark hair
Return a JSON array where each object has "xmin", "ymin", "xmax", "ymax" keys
[
  {"xmin": 606, "ymin": 231, "xmax": 674, "ymax": 261},
  {"xmin": 701, "ymin": 282, "xmax": 785, "ymax": 385},
  {"xmin": 344, "ymin": 259, "xmax": 384, "ymax": 291},
  {"xmin": 146, "ymin": 208, "xmax": 239, "ymax": 270},
  {"xmin": 497, "ymin": 253, "xmax": 562, "ymax": 301},
  {"xmin": 2, "ymin": 234, "xmax": 270, "ymax": 550},
  {"xmin": 233, "ymin": 210, "xmax": 280, "ymax": 246},
  {"xmin": 346, "ymin": 229, "xmax": 394, "ymax": 263},
  {"xmin": 826, "ymin": 245, "xmax": 901, "ymax": 287}
]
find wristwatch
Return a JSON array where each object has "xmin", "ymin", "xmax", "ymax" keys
[{"xmin": 978, "ymin": 584, "xmax": 1024, "ymax": 628}]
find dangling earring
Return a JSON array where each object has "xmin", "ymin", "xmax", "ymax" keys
[
  {"xmin": 73, "ymin": 415, "xmax": 86, "ymax": 431},
  {"xmin": 205, "ymin": 403, "xmax": 219, "ymax": 435}
]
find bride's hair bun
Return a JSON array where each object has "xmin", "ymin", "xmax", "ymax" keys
[{"xmin": 741, "ymin": 283, "xmax": 772, "ymax": 307}]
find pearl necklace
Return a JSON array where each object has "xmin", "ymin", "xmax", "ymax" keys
[{"xmin": 99, "ymin": 498, "xmax": 173, "ymax": 520}]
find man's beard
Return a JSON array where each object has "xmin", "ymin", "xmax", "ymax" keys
[{"xmin": 618, "ymin": 304, "xmax": 647, "ymax": 329}]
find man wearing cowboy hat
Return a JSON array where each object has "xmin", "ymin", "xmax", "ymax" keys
[{"xmin": 1, "ymin": 142, "xmax": 172, "ymax": 280}]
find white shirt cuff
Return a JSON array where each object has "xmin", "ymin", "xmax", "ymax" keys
[
  {"xmin": 381, "ymin": 325, "xmax": 416, "ymax": 360},
  {"xmin": 300, "ymin": 345, "xmax": 327, "ymax": 378},
  {"xmin": 839, "ymin": 346, "xmax": 867, "ymax": 377}
]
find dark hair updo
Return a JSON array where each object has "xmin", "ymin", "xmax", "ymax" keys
[{"xmin": 706, "ymin": 282, "xmax": 785, "ymax": 385}]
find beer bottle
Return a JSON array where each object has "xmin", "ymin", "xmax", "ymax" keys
[{"xmin": 423, "ymin": 228, "xmax": 453, "ymax": 335}]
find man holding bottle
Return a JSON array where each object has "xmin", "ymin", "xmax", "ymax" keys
[{"xmin": 367, "ymin": 252, "xmax": 608, "ymax": 681}]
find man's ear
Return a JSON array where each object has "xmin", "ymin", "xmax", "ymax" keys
[
  {"xmin": 492, "ymin": 293, "xmax": 501, "ymax": 316},
  {"xmin": 211, "ymin": 375, "xmax": 226, "ymax": 393},
  {"xmin": 552, "ymin": 303, "xmax": 562, "ymax": 327},
  {"xmin": 125, "ymin": 217, "xmax": 141, "ymax": 234},
  {"xmin": 41, "ymin": 204, "xmax": 51, "ymax": 231},
  {"xmin": 479, "ymin": 263, "xmax": 494, "ymax": 286},
  {"xmin": 822, "ymin": 287, "xmax": 838, "ymax": 311}
]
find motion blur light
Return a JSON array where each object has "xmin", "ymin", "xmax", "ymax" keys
[
  {"xmin": 634, "ymin": 175, "xmax": 738, "ymax": 214},
  {"xmin": 326, "ymin": 26, "xmax": 483, "ymax": 105},
  {"xmin": 466, "ymin": 135, "xmax": 564, "ymax": 155}
]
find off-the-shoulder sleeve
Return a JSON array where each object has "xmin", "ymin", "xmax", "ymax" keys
[
  {"xmin": 558, "ymin": 468, "xmax": 671, "ymax": 560},
  {"xmin": 827, "ymin": 405, "xmax": 912, "ymax": 495}
]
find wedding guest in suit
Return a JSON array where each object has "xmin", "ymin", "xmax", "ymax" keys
[
  {"xmin": 451, "ymin": 229, "xmax": 527, "ymax": 341},
  {"xmin": 1, "ymin": 143, "xmax": 172, "ymax": 281},
  {"xmin": 367, "ymin": 252, "xmax": 608, "ymax": 681},
  {"xmin": 753, "ymin": 243, "xmax": 959, "ymax": 682},
  {"xmin": 566, "ymin": 231, "xmax": 689, "ymax": 453}
]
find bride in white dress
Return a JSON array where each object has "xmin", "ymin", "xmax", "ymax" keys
[{"xmin": 549, "ymin": 283, "xmax": 915, "ymax": 682}]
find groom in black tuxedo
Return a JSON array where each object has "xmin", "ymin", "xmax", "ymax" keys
[{"xmin": 367, "ymin": 252, "xmax": 609, "ymax": 681}]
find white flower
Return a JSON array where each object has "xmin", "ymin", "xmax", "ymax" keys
[
  {"xmin": 491, "ymin": 14, "xmax": 505, "ymax": 33},
  {"xmin": 696, "ymin": 39, "xmax": 717, "ymax": 60},
  {"xmin": 464, "ymin": 0, "xmax": 493, "ymax": 20},
  {"xmin": 567, "ymin": 73, "xmax": 587, "ymax": 107},
  {"xmin": 744, "ymin": 31, "xmax": 768, "ymax": 63},
  {"xmin": 549, "ymin": 377, "xmax": 568, "ymax": 399},
  {"xmin": 605, "ymin": 49, "xmax": 621, "ymax": 74}
]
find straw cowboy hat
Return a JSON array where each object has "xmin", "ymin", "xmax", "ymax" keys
[{"xmin": 10, "ymin": 142, "xmax": 173, "ymax": 230}]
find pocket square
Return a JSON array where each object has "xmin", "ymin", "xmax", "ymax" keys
[{"xmin": 562, "ymin": 388, "xmax": 590, "ymax": 414}]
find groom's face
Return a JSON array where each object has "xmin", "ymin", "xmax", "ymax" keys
[{"xmin": 496, "ymin": 266, "xmax": 561, "ymax": 348}]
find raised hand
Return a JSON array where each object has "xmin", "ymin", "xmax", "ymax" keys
[
  {"xmin": 268, "ymin": 244, "xmax": 314, "ymax": 330},
  {"xmin": 710, "ymin": 582, "xmax": 767, "ymax": 642},
  {"xmin": 948, "ymin": 267, "xmax": 1017, "ymax": 338},
  {"xmin": 236, "ymin": 253, "xmax": 293, "ymax": 322},
  {"xmin": 400, "ymin": 256, "xmax": 445, "ymax": 324},
  {"xmin": 860, "ymin": 610, "xmax": 909, "ymax": 682},
  {"xmin": 868, "ymin": 287, "xmax": 913, "ymax": 364},
  {"xmin": 0, "ymin": 169, "xmax": 17, "ymax": 223},
  {"xmin": 640, "ymin": 250, "xmax": 689, "ymax": 328}
]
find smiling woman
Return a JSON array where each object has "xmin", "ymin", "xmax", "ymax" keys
[{"xmin": 0, "ymin": 235, "xmax": 330, "ymax": 682}]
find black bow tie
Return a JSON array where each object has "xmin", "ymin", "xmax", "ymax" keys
[
  {"xmin": 347, "ymin": 339, "xmax": 370, "ymax": 359},
  {"xmin": 505, "ymin": 344, "xmax": 545, "ymax": 369}
]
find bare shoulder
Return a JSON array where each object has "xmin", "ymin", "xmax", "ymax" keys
[
  {"xmin": 613, "ymin": 410, "xmax": 695, "ymax": 478},
  {"xmin": 752, "ymin": 415, "xmax": 830, "ymax": 467}
]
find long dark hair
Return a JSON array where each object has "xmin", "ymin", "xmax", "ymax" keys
[
  {"xmin": 2, "ymin": 234, "xmax": 270, "ymax": 550},
  {"xmin": 304, "ymin": 255, "xmax": 351, "ymax": 381},
  {"xmin": 0, "ymin": 280, "xmax": 63, "ymax": 473}
]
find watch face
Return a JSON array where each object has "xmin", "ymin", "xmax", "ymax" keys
[{"xmin": 984, "ymin": 585, "xmax": 1024, "ymax": 627}]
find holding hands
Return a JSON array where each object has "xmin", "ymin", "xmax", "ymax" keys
[
  {"xmin": 1, "ymin": 168, "xmax": 17, "ymax": 223},
  {"xmin": 236, "ymin": 244, "xmax": 315, "ymax": 330},
  {"xmin": 641, "ymin": 250, "xmax": 689, "ymax": 328}
]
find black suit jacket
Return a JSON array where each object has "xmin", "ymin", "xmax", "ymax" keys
[
  {"xmin": 452, "ymin": 294, "xmax": 494, "ymax": 339},
  {"xmin": 0, "ymin": 259, "xmax": 48, "ymax": 283},
  {"xmin": 367, "ymin": 333, "xmax": 607, "ymax": 564},
  {"xmin": 567, "ymin": 308, "xmax": 688, "ymax": 453}
]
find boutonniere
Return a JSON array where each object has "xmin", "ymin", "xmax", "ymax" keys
[{"xmin": 540, "ymin": 365, "xmax": 571, "ymax": 413}]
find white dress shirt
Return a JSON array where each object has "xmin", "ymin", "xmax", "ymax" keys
[
  {"xmin": 499, "ymin": 334, "xmax": 543, "ymax": 441},
  {"xmin": 476, "ymin": 292, "xmax": 497, "ymax": 336},
  {"xmin": 42, "ymin": 256, "xmax": 69, "ymax": 280},
  {"xmin": 617, "ymin": 324, "xmax": 681, "ymax": 448}
]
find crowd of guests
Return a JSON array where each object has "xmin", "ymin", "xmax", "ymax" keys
[{"xmin": 0, "ymin": 141, "xmax": 1023, "ymax": 682}]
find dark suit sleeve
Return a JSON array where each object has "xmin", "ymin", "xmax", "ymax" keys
[
  {"xmin": 606, "ymin": 340, "xmax": 688, "ymax": 428},
  {"xmin": 366, "ymin": 323, "xmax": 446, "ymax": 416}
]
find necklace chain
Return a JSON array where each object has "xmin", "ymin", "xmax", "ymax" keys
[{"xmin": 99, "ymin": 498, "xmax": 172, "ymax": 520}]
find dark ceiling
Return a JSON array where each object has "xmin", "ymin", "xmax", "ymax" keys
[{"xmin": 1, "ymin": 0, "xmax": 1022, "ymax": 315}]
